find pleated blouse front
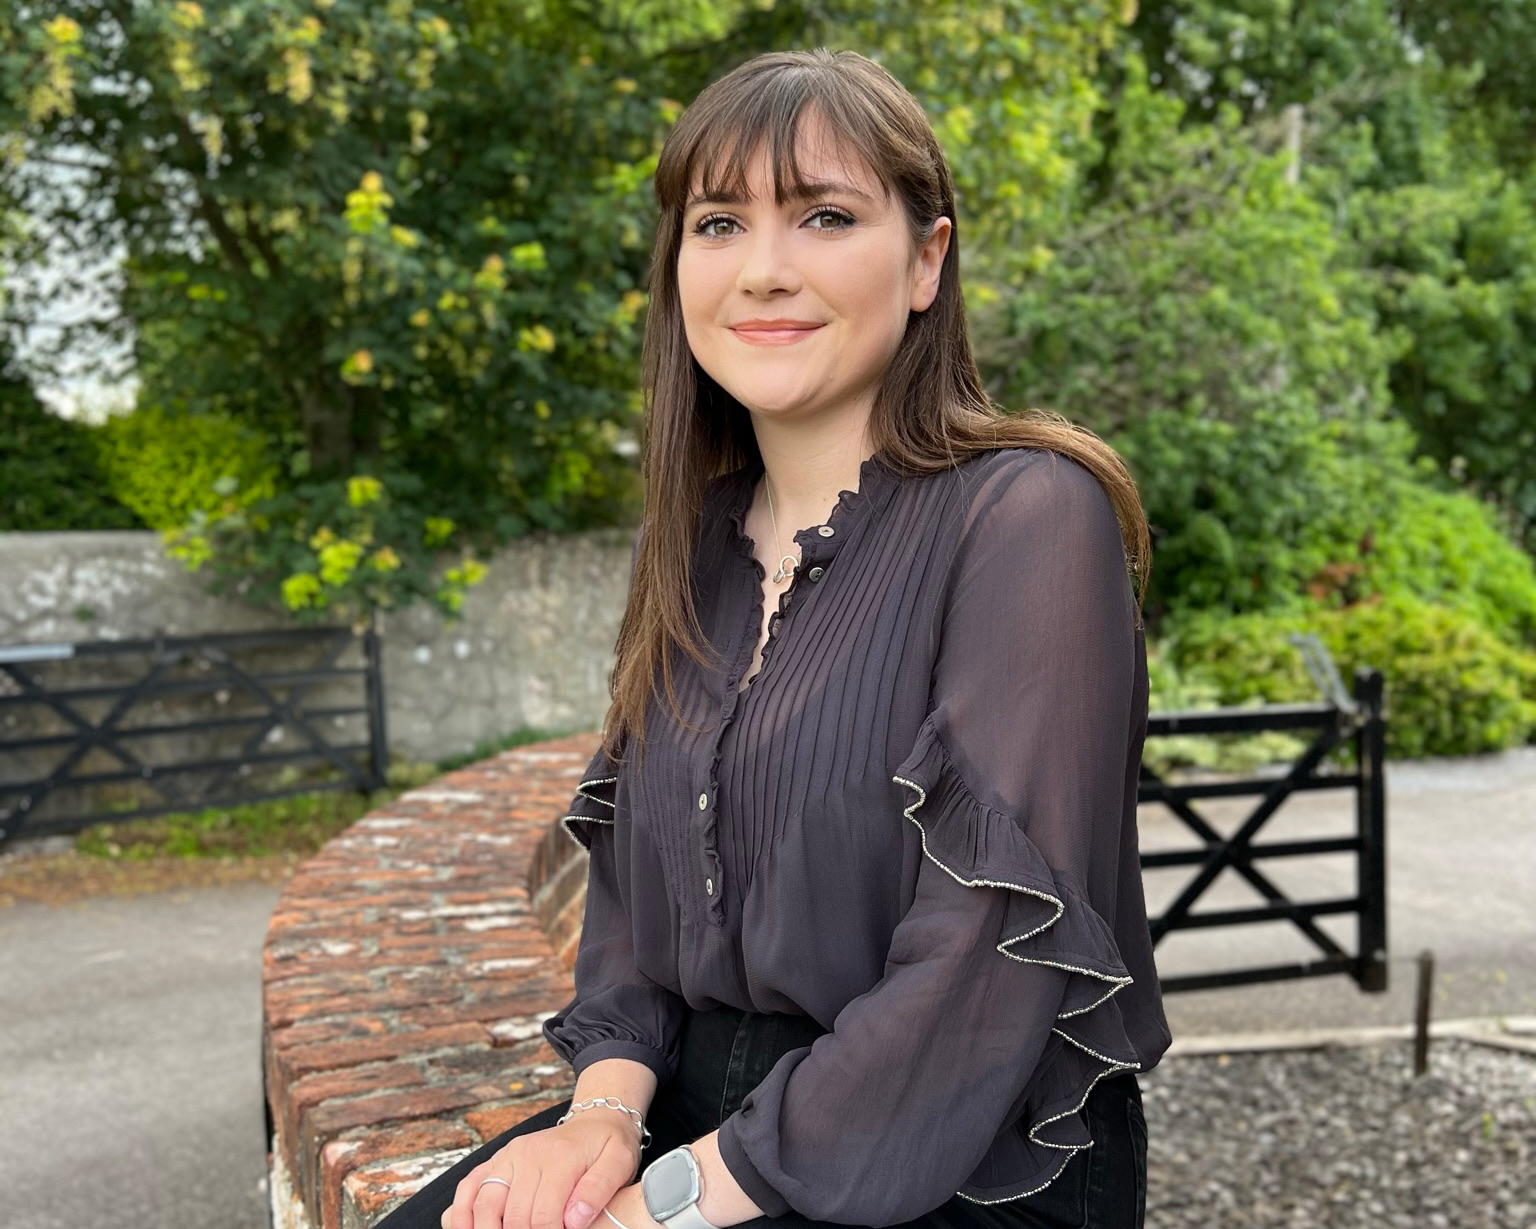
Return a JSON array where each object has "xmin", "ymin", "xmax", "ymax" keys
[{"xmin": 542, "ymin": 445, "xmax": 1172, "ymax": 1226}]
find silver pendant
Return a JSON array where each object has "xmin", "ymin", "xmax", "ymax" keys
[{"xmin": 773, "ymin": 555, "xmax": 798, "ymax": 584}]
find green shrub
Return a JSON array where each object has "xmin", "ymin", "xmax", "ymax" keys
[
  {"xmin": 1121, "ymin": 407, "xmax": 1420, "ymax": 621},
  {"xmin": 1364, "ymin": 478, "xmax": 1536, "ymax": 647},
  {"xmin": 0, "ymin": 363, "xmax": 143, "ymax": 531},
  {"xmin": 95, "ymin": 404, "xmax": 279, "ymax": 531},
  {"xmin": 1162, "ymin": 596, "xmax": 1536, "ymax": 759},
  {"xmin": 1144, "ymin": 641, "xmax": 1311, "ymax": 776}
]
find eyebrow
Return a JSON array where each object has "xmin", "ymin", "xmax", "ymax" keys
[{"xmin": 684, "ymin": 179, "xmax": 879, "ymax": 213}]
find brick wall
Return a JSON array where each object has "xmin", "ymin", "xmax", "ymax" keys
[{"xmin": 263, "ymin": 733, "xmax": 596, "ymax": 1229}]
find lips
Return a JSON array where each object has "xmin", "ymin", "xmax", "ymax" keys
[{"xmin": 729, "ymin": 320, "xmax": 826, "ymax": 345}]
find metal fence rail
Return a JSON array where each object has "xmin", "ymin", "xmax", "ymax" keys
[
  {"xmin": 1139, "ymin": 657, "xmax": 1388, "ymax": 996},
  {"xmin": 0, "ymin": 625, "xmax": 388, "ymax": 846}
]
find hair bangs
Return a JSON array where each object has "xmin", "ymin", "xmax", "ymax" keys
[{"xmin": 660, "ymin": 74, "xmax": 893, "ymax": 218}]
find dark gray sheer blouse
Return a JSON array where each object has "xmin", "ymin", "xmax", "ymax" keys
[{"xmin": 543, "ymin": 446, "xmax": 1172, "ymax": 1225}]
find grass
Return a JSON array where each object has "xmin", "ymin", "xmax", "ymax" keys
[{"xmin": 71, "ymin": 786, "xmax": 403, "ymax": 861}]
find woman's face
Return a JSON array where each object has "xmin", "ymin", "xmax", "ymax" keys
[{"xmin": 676, "ymin": 116, "xmax": 951, "ymax": 429}]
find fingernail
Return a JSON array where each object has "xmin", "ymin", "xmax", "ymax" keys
[{"xmin": 573, "ymin": 1201, "xmax": 595, "ymax": 1226}]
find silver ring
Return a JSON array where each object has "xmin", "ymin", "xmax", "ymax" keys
[{"xmin": 478, "ymin": 1177, "xmax": 512, "ymax": 1191}]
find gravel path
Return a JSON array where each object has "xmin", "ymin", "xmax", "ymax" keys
[{"xmin": 1143, "ymin": 1040, "xmax": 1536, "ymax": 1229}]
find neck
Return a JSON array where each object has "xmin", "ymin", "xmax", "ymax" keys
[{"xmin": 751, "ymin": 415, "xmax": 877, "ymax": 538}]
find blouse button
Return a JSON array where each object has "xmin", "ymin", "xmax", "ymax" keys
[
  {"xmin": 705, "ymin": 877, "xmax": 715, "ymax": 895},
  {"xmin": 817, "ymin": 525, "xmax": 834, "ymax": 537},
  {"xmin": 697, "ymin": 791, "xmax": 708, "ymax": 810},
  {"xmin": 807, "ymin": 566, "xmax": 825, "ymax": 582}
]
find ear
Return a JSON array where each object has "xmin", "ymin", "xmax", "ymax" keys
[{"xmin": 909, "ymin": 216, "xmax": 953, "ymax": 313}]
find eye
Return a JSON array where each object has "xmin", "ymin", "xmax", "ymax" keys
[
  {"xmin": 691, "ymin": 204, "xmax": 857, "ymax": 240},
  {"xmin": 694, "ymin": 212, "xmax": 737, "ymax": 239},
  {"xmin": 805, "ymin": 206, "xmax": 856, "ymax": 231}
]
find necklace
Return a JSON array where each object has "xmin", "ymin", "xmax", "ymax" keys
[{"xmin": 764, "ymin": 477, "xmax": 799, "ymax": 584}]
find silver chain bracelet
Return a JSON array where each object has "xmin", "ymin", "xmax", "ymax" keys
[{"xmin": 557, "ymin": 1095, "xmax": 652, "ymax": 1148}]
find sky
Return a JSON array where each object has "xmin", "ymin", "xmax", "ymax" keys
[{"xmin": 4, "ymin": 140, "xmax": 139, "ymax": 425}]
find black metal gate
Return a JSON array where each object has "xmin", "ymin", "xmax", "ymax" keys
[
  {"xmin": 1139, "ymin": 642, "xmax": 1388, "ymax": 995},
  {"xmin": 0, "ymin": 625, "xmax": 388, "ymax": 847}
]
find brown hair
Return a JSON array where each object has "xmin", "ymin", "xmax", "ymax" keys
[{"xmin": 599, "ymin": 47, "xmax": 1150, "ymax": 766}]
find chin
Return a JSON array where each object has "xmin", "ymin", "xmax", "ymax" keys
[{"xmin": 730, "ymin": 384, "xmax": 822, "ymax": 416}]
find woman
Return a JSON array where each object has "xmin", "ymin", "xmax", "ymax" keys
[{"xmin": 376, "ymin": 46, "xmax": 1170, "ymax": 1229}]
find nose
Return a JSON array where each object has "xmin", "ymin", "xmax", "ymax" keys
[{"xmin": 734, "ymin": 221, "xmax": 802, "ymax": 298}]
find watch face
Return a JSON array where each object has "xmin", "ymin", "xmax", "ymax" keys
[{"xmin": 642, "ymin": 1148, "xmax": 700, "ymax": 1220}]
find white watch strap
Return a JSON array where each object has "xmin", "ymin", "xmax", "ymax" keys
[{"xmin": 660, "ymin": 1201, "xmax": 722, "ymax": 1229}]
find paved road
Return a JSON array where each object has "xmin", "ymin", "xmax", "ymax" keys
[
  {"xmin": 0, "ymin": 748, "xmax": 1532, "ymax": 1229},
  {"xmin": 0, "ymin": 884, "xmax": 276, "ymax": 1229}
]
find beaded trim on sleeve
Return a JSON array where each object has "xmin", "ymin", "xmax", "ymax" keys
[
  {"xmin": 559, "ymin": 774, "xmax": 618, "ymax": 848},
  {"xmin": 891, "ymin": 767, "xmax": 1142, "ymax": 1203}
]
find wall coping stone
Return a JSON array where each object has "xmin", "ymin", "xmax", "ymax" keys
[{"xmin": 263, "ymin": 733, "xmax": 595, "ymax": 1229}]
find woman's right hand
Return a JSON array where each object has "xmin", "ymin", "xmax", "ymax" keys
[{"xmin": 439, "ymin": 1110, "xmax": 644, "ymax": 1229}]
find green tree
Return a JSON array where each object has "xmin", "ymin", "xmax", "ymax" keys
[
  {"xmin": 0, "ymin": 0, "xmax": 1128, "ymax": 618},
  {"xmin": 1115, "ymin": 0, "xmax": 1536, "ymax": 551}
]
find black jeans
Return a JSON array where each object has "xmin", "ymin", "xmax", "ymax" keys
[{"xmin": 372, "ymin": 1003, "xmax": 1146, "ymax": 1229}]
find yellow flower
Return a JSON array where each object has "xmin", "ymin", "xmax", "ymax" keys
[
  {"xmin": 282, "ymin": 572, "xmax": 323, "ymax": 610},
  {"xmin": 318, "ymin": 540, "xmax": 364, "ymax": 586},
  {"xmin": 518, "ymin": 324, "xmax": 555, "ymax": 353},
  {"xmin": 473, "ymin": 253, "xmax": 506, "ymax": 292},
  {"xmin": 44, "ymin": 15, "xmax": 82, "ymax": 41},
  {"xmin": 510, "ymin": 242, "xmax": 546, "ymax": 271},
  {"xmin": 347, "ymin": 475, "xmax": 383, "ymax": 507}
]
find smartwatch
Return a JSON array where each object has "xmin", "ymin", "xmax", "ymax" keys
[{"xmin": 640, "ymin": 1145, "xmax": 723, "ymax": 1229}]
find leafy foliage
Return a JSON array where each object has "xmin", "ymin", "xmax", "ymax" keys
[
  {"xmin": 0, "ymin": 351, "xmax": 142, "ymax": 531},
  {"xmin": 1163, "ymin": 596, "xmax": 1536, "ymax": 759},
  {"xmin": 1364, "ymin": 477, "xmax": 1536, "ymax": 648},
  {"xmin": 175, "ymin": 467, "xmax": 489, "ymax": 625},
  {"xmin": 3, "ymin": 0, "xmax": 1535, "ymax": 757},
  {"xmin": 0, "ymin": 0, "xmax": 1128, "ymax": 620},
  {"xmin": 95, "ymin": 404, "xmax": 280, "ymax": 531},
  {"xmin": 1353, "ymin": 170, "xmax": 1536, "ymax": 553}
]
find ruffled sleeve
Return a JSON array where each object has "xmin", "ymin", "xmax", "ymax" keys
[
  {"xmin": 542, "ymin": 741, "xmax": 687, "ymax": 1084},
  {"xmin": 542, "ymin": 531, "xmax": 687, "ymax": 1085},
  {"xmin": 715, "ymin": 450, "xmax": 1148, "ymax": 1223}
]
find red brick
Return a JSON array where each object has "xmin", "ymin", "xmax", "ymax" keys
[
  {"xmin": 320, "ymin": 1119, "xmax": 475, "ymax": 1229},
  {"xmin": 300, "ymin": 1083, "xmax": 488, "ymax": 1199},
  {"xmin": 346, "ymin": 1159, "xmax": 463, "ymax": 1227},
  {"xmin": 278, "ymin": 1023, "xmax": 491, "ymax": 1081},
  {"xmin": 271, "ymin": 1015, "xmax": 390, "ymax": 1050},
  {"xmin": 285, "ymin": 1062, "xmax": 427, "ymax": 1157},
  {"xmin": 268, "ymin": 980, "xmax": 465, "ymax": 1027},
  {"xmin": 305, "ymin": 1083, "xmax": 488, "ymax": 1140},
  {"xmin": 410, "ymin": 987, "xmax": 567, "ymax": 1029},
  {"xmin": 264, "ymin": 735, "xmax": 609, "ymax": 1228}
]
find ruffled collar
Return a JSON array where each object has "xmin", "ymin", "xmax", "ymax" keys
[{"xmin": 723, "ymin": 449, "xmax": 901, "ymax": 571}]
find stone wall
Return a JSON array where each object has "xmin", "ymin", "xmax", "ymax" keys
[
  {"xmin": 263, "ymin": 733, "xmax": 594, "ymax": 1229},
  {"xmin": 0, "ymin": 529, "xmax": 635, "ymax": 764}
]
